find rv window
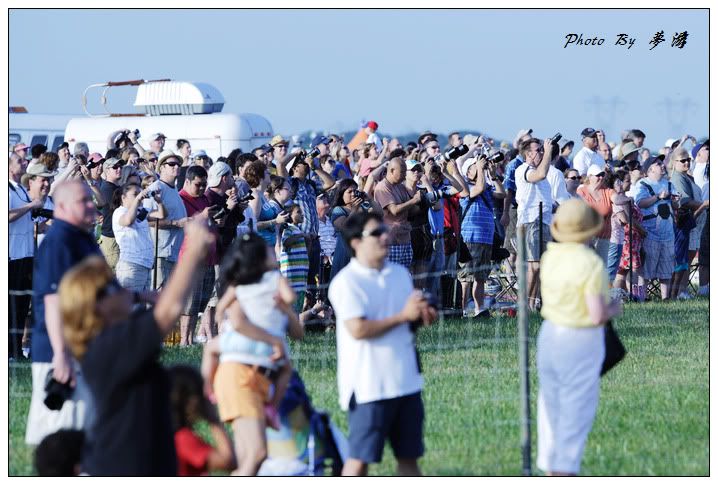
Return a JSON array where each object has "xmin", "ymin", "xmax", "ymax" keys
[
  {"xmin": 9, "ymin": 133, "xmax": 21, "ymax": 149},
  {"xmin": 51, "ymin": 136, "xmax": 65, "ymax": 151},
  {"xmin": 30, "ymin": 135, "xmax": 48, "ymax": 148}
]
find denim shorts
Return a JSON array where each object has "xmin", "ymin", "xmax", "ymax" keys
[{"xmin": 347, "ymin": 392, "xmax": 424, "ymax": 464}]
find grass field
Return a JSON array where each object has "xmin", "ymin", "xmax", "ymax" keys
[{"xmin": 8, "ymin": 298, "xmax": 709, "ymax": 476}]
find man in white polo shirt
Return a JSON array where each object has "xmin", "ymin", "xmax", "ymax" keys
[
  {"xmin": 572, "ymin": 128, "xmax": 605, "ymax": 176},
  {"xmin": 328, "ymin": 211, "xmax": 437, "ymax": 476}
]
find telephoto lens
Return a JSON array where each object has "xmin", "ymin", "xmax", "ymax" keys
[
  {"xmin": 550, "ymin": 132, "xmax": 562, "ymax": 145},
  {"xmin": 444, "ymin": 144, "xmax": 469, "ymax": 161}
]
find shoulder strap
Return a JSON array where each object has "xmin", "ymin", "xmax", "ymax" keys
[{"xmin": 639, "ymin": 180, "xmax": 655, "ymax": 196}]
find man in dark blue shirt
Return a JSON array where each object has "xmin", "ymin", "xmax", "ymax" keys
[{"xmin": 25, "ymin": 180, "xmax": 101, "ymax": 445}]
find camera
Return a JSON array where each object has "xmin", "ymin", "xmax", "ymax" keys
[
  {"xmin": 124, "ymin": 128, "xmax": 140, "ymax": 139},
  {"xmin": 31, "ymin": 208, "xmax": 54, "ymax": 220},
  {"xmin": 486, "ymin": 151, "xmax": 505, "ymax": 164},
  {"xmin": 409, "ymin": 291, "xmax": 439, "ymax": 332},
  {"xmin": 143, "ymin": 190, "xmax": 157, "ymax": 199},
  {"xmin": 210, "ymin": 206, "xmax": 227, "ymax": 220},
  {"xmin": 308, "ymin": 147, "xmax": 321, "ymax": 159},
  {"xmin": 441, "ymin": 144, "xmax": 469, "ymax": 161},
  {"xmin": 238, "ymin": 192, "xmax": 255, "ymax": 204},
  {"xmin": 352, "ymin": 189, "xmax": 372, "ymax": 211},
  {"xmin": 550, "ymin": 132, "xmax": 562, "ymax": 145},
  {"xmin": 43, "ymin": 369, "xmax": 73, "ymax": 411},
  {"xmin": 136, "ymin": 207, "xmax": 149, "ymax": 222}
]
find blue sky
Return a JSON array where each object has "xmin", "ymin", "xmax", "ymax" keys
[{"xmin": 9, "ymin": 8, "xmax": 708, "ymax": 150}]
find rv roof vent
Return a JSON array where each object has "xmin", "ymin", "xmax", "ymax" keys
[{"xmin": 133, "ymin": 81, "xmax": 225, "ymax": 116}]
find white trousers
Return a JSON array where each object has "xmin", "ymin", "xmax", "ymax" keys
[
  {"xmin": 25, "ymin": 362, "xmax": 96, "ymax": 445},
  {"xmin": 536, "ymin": 320, "xmax": 605, "ymax": 475}
]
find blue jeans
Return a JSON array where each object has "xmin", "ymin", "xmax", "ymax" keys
[{"xmin": 607, "ymin": 242, "xmax": 623, "ymax": 282}]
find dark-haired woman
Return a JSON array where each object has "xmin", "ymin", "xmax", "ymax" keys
[
  {"xmin": 327, "ymin": 178, "xmax": 377, "ymax": 281},
  {"xmin": 112, "ymin": 183, "xmax": 165, "ymax": 292},
  {"xmin": 256, "ymin": 175, "xmax": 292, "ymax": 248},
  {"xmin": 202, "ymin": 233, "xmax": 302, "ymax": 475}
]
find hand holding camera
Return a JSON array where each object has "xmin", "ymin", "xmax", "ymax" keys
[{"xmin": 275, "ymin": 210, "xmax": 290, "ymax": 225}]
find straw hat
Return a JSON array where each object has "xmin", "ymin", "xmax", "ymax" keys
[{"xmin": 549, "ymin": 199, "xmax": 603, "ymax": 243}]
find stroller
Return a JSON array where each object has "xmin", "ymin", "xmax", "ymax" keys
[{"xmin": 258, "ymin": 370, "xmax": 348, "ymax": 476}]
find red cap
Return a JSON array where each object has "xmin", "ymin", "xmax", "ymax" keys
[{"xmin": 367, "ymin": 121, "xmax": 379, "ymax": 131}]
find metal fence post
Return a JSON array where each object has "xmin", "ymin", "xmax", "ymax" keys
[
  {"xmin": 516, "ymin": 224, "xmax": 532, "ymax": 476},
  {"xmin": 628, "ymin": 205, "xmax": 633, "ymax": 299},
  {"xmin": 153, "ymin": 219, "xmax": 160, "ymax": 290}
]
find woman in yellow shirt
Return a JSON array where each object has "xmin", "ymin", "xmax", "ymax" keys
[{"xmin": 537, "ymin": 199, "xmax": 622, "ymax": 476}]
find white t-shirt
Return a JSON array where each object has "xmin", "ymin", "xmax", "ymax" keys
[
  {"xmin": 515, "ymin": 164, "xmax": 554, "ymax": 225},
  {"xmin": 546, "ymin": 165, "xmax": 570, "ymax": 206},
  {"xmin": 218, "ymin": 271, "xmax": 289, "ymax": 370},
  {"xmin": 328, "ymin": 258, "xmax": 423, "ymax": 411},
  {"xmin": 112, "ymin": 206, "xmax": 155, "ymax": 269},
  {"xmin": 572, "ymin": 146, "xmax": 605, "ymax": 176},
  {"xmin": 9, "ymin": 180, "xmax": 34, "ymax": 260},
  {"xmin": 693, "ymin": 162, "xmax": 708, "ymax": 192}
]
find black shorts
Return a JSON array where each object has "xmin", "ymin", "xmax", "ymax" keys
[{"xmin": 347, "ymin": 392, "xmax": 424, "ymax": 464}]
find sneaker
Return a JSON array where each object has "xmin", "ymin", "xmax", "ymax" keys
[
  {"xmin": 264, "ymin": 404, "xmax": 281, "ymax": 431},
  {"xmin": 22, "ymin": 347, "xmax": 30, "ymax": 359},
  {"xmin": 195, "ymin": 334, "xmax": 208, "ymax": 344}
]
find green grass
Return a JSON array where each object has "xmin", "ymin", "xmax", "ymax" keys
[{"xmin": 9, "ymin": 299, "xmax": 708, "ymax": 476}]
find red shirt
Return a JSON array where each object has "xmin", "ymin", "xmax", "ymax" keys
[
  {"xmin": 178, "ymin": 189, "xmax": 219, "ymax": 265},
  {"xmin": 174, "ymin": 427, "xmax": 213, "ymax": 476}
]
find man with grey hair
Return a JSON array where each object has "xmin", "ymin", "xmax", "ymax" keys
[
  {"xmin": 26, "ymin": 180, "xmax": 100, "ymax": 445},
  {"xmin": 73, "ymin": 142, "xmax": 89, "ymax": 159}
]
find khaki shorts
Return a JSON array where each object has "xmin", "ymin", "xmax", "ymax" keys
[
  {"xmin": 521, "ymin": 221, "xmax": 551, "ymax": 262},
  {"xmin": 214, "ymin": 362, "xmax": 271, "ymax": 422},
  {"xmin": 25, "ymin": 362, "xmax": 95, "ymax": 445},
  {"xmin": 503, "ymin": 206, "xmax": 518, "ymax": 254},
  {"xmin": 99, "ymin": 236, "xmax": 120, "ymax": 271},
  {"xmin": 457, "ymin": 242, "xmax": 492, "ymax": 283}
]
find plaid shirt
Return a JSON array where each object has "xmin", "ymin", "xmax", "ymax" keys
[{"xmin": 292, "ymin": 178, "xmax": 319, "ymax": 235}]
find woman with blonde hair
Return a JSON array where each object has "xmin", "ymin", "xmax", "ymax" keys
[
  {"xmin": 59, "ymin": 218, "xmax": 214, "ymax": 475},
  {"xmin": 537, "ymin": 199, "xmax": 623, "ymax": 476}
]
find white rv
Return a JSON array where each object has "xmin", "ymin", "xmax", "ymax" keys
[
  {"xmin": 11, "ymin": 80, "xmax": 274, "ymax": 160},
  {"xmin": 8, "ymin": 107, "xmax": 72, "ymax": 151}
]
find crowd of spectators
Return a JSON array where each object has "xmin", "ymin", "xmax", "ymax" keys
[{"xmin": 8, "ymin": 121, "xmax": 708, "ymax": 475}]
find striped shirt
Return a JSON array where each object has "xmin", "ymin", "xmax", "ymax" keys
[
  {"xmin": 279, "ymin": 224, "xmax": 309, "ymax": 293},
  {"xmin": 318, "ymin": 215, "xmax": 337, "ymax": 257},
  {"xmin": 460, "ymin": 184, "xmax": 495, "ymax": 244}
]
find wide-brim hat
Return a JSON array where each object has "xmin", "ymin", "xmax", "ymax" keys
[
  {"xmin": 270, "ymin": 134, "xmax": 289, "ymax": 147},
  {"xmin": 550, "ymin": 199, "xmax": 603, "ymax": 243},
  {"xmin": 158, "ymin": 150, "xmax": 181, "ymax": 166},
  {"xmin": 21, "ymin": 164, "xmax": 57, "ymax": 187},
  {"xmin": 620, "ymin": 142, "xmax": 640, "ymax": 159}
]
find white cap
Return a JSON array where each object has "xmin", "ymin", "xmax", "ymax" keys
[
  {"xmin": 460, "ymin": 158, "xmax": 478, "ymax": 179},
  {"xmin": 587, "ymin": 164, "xmax": 606, "ymax": 177},
  {"xmin": 664, "ymin": 138, "xmax": 677, "ymax": 149},
  {"xmin": 192, "ymin": 149, "xmax": 208, "ymax": 159},
  {"xmin": 207, "ymin": 161, "xmax": 231, "ymax": 188}
]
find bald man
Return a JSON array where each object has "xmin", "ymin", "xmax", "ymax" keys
[
  {"xmin": 372, "ymin": 158, "xmax": 422, "ymax": 269},
  {"xmin": 26, "ymin": 181, "xmax": 100, "ymax": 445}
]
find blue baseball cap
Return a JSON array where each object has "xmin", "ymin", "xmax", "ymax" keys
[
  {"xmin": 311, "ymin": 135, "xmax": 330, "ymax": 148},
  {"xmin": 692, "ymin": 139, "xmax": 708, "ymax": 159}
]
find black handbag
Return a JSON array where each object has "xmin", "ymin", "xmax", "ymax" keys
[{"xmin": 601, "ymin": 320, "xmax": 626, "ymax": 376}]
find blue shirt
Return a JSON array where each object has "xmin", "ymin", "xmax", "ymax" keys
[
  {"xmin": 257, "ymin": 199, "xmax": 283, "ymax": 246},
  {"xmin": 503, "ymin": 156, "xmax": 524, "ymax": 193},
  {"xmin": 460, "ymin": 185, "xmax": 495, "ymax": 244},
  {"xmin": 31, "ymin": 219, "xmax": 104, "ymax": 362},
  {"xmin": 634, "ymin": 178, "xmax": 675, "ymax": 242}
]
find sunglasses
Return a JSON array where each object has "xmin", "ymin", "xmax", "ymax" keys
[
  {"xmin": 362, "ymin": 225, "xmax": 388, "ymax": 238},
  {"xmin": 677, "ymin": 158, "xmax": 691, "ymax": 164},
  {"xmin": 566, "ymin": 176, "xmax": 580, "ymax": 180},
  {"xmin": 164, "ymin": 162, "xmax": 180, "ymax": 167},
  {"xmin": 592, "ymin": 172, "xmax": 606, "ymax": 178},
  {"xmin": 427, "ymin": 145, "xmax": 440, "ymax": 150}
]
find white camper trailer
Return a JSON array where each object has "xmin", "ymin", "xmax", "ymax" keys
[
  {"xmin": 8, "ymin": 107, "xmax": 72, "ymax": 152},
  {"xmin": 61, "ymin": 79, "xmax": 273, "ymax": 159}
]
